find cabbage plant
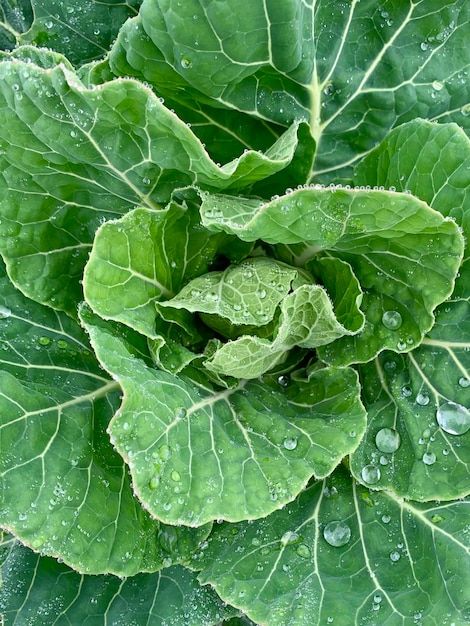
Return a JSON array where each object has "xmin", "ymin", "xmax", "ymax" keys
[{"xmin": 0, "ymin": 1, "xmax": 469, "ymax": 624}]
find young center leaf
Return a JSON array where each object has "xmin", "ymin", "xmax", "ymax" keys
[{"xmin": 80, "ymin": 305, "xmax": 366, "ymax": 526}]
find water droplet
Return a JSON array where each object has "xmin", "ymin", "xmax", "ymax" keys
[
  {"xmin": 458, "ymin": 377, "xmax": 470, "ymax": 388},
  {"xmin": 420, "ymin": 41, "xmax": 429, "ymax": 51},
  {"xmin": 170, "ymin": 470, "xmax": 181, "ymax": 482},
  {"xmin": 37, "ymin": 336, "xmax": 51, "ymax": 346},
  {"xmin": 416, "ymin": 391, "xmax": 430, "ymax": 406},
  {"xmin": 0, "ymin": 305, "xmax": 11, "ymax": 319},
  {"xmin": 401, "ymin": 385, "xmax": 412, "ymax": 398},
  {"xmin": 461, "ymin": 104, "xmax": 470, "ymax": 117},
  {"xmin": 281, "ymin": 531, "xmax": 299, "ymax": 546},
  {"xmin": 436, "ymin": 401, "xmax": 470, "ymax": 435},
  {"xmin": 283, "ymin": 437, "xmax": 298, "ymax": 451},
  {"xmin": 389, "ymin": 550, "xmax": 401, "ymax": 562},
  {"xmin": 375, "ymin": 428, "xmax": 401, "ymax": 453},
  {"xmin": 149, "ymin": 475, "xmax": 159, "ymax": 490},
  {"xmin": 277, "ymin": 375, "xmax": 289, "ymax": 387},
  {"xmin": 57, "ymin": 340, "xmax": 68, "ymax": 349},
  {"xmin": 361, "ymin": 464, "xmax": 381, "ymax": 484},
  {"xmin": 159, "ymin": 444, "xmax": 171, "ymax": 460},
  {"xmin": 381, "ymin": 514, "xmax": 391, "ymax": 524},
  {"xmin": 296, "ymin": 543, "xmax": 311, "ymax": 558},
  {"xmin": 432, "ymin": 80, "xmax": 444, "ymax": 91},
  {"xmin": 181, "ymin": 57, "xmax": 192, "ymax": 69},
  {"xmin": 397, "ymin": 340, "xmax": 407, "ymax": 351},
  {"xmin": 422, "ymin": 452, "xmax": 436, "ymax": 465},
  {"xmin": 175, "ymin": 407, "xmax": 187, "ymax": 419},
  {"xmin": 45, "ymin": 20, "xmax": 53, "ymax": 29},
  {"xmin": 323, "ymin": 83, "xmax": 335, "ymax": 96},
  {"xmin": 382, "ymin": 310, "xmax": 402, "ymax": 330},
  {"xmin": 257, "ymin": 289, "xmax": 267, "ymax": 299},
  {"xmin": 323, "ymin": 520, "xmax": 351, "ymax": 547}
]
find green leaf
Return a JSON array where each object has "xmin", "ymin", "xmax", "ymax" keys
[
  {"xmin": 201, "ymin": 187, "xmax": 464, "ymax": 363},
  {"xmin": 0, "ymin": 0, "xmax": 141, "ymax": 66},
  {"xmin": 354, "ymin": 119, "xmax": 470, "ymax": 298},
  {"xmin": 0, "ymin": 58, "xmax": 301, "ymax": 314},
  {"xmin": 0, "ymin": 533, "xmax": 235, "ymax": 626},
  {"xmin": 0, "ymin": 262, "xmax": 166, "ymax": 576},
  {"xmin": 80, "ymin": 304, "xmax": 366, "ymax": 526},
  {"xmin": 204, "ymin": 284, "xmax": 362, "ymax": 380},
  {"xmin": 353, "ymin": 300, "xmax": 470, "ymax": 502},
  {"xmin": 115, "ymin": 0, "xmax": 470, "ymax": 180},
  {"xmin": 193, "ymin": 467, "xmax": 470, "ymax": 626}
]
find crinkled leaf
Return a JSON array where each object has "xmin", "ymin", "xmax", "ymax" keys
[
  {"xmin": 0, "ymin": 533, "xmax": 235, "ymax": 626},
  {"xmin": 353, "ymin": 300, "xmax": 470, "ymax": 502},
  {"xmin": 192, "ymin": 467, "xmax": 470, "ymax": 626},
  {"xmin": 0, "ymin": 262, "xmax": 166, "ymax": 576},
  {"xmin": 80, "ymin": 304, "xmax": 366, "ymax": 526},
  {"xmin": 160, "ymin": 257, "xmax": 297, "ymax": 327},
  {"xmin": 83, "ymin": 203, "xmax": 252, "ymax": 338},
  {"xmin": 201, "ymin": 187, "xmax": 464, "ymax": 363},
  {"xmin": 205, "ymin": 285, "xmax": 362, "ymax": 380},
  {"xmin": 114, "ymin": 0, "xmax": 470, "ymax": 180},
  {"xmin": 0, "ymin": 58, "xmax": 301, "ymax": 314},
  {"xmin": 0, "ymin": 0, "xmax": 141, "ymax": 66}
]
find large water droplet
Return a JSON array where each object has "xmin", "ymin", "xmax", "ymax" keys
[
  {"xmin": 436, "ymin": 401, "xmax": 470, "ymax": 435},
  {"xmin": 375, "ymin": 428, "xmax": 401, "ymax": 453},
  {"xmin": 416, "ymin": 391, "xmax": 430, "ymax": 406},
  {"xmin": 323, "ymin": 520, "xmax": 351, "ymax": 547},
  {"xmin": 381, "ymin": 310, "xmax": 402, "ymax": 330},
  {"xmin": 0, "ymin": 305, "xmax": 11, "ymax": 319},
  {"xmin": 361, "ymin": 464, "xmax": 381, "ymax": 484},
  {"xmin": 432, "ymin": 80, "xmax": 444, "ymax": 91},
  {"xmin": 180, "ymin": 57, "xmax": 192, "ymax": 69},
  {"xmin": 458, "ymin": 377, "xmax": 470, "ymax": 388},
  {"xmin": 389, "ymin": 550, "xmax": 401, "ymax": 562}
]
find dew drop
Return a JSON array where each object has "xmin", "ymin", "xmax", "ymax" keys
[
  {"xmin": 375, "ymin": 428, "xmax": 401, "ymax": 453},
  {"xmin": 389, "ymin": 550, "xmax": 401, "ymax": 562},
  {"xmin": 0, "ymin": 305, "xmax": 11, "ymax": 319},
  {"xmin": 422, "ymin": 452, "xmax": 436, "ymax": 465},
  {"xmin": 170, "ymin": 470, "xmax": 181, "ymax": 482},
  {"xmin": 281, "ymin": 530, "xmax": 299, "ymax": 546},
  {"xmin": 296, "ymin": 543, "xmax": 311, "ymax": 558},
  {"xmin": 458, "ymin": 377, "xmax": 470, "ymax": 388},
  {"xmin": 381, "ymin": 514, "xmax": 391, "ymax": 524},
  {"xmin": 323, "ymin": 520, "xmax": 351, "ymax": 547},
  {"xmin": 420, "ymin": 41, "xmax": 429, "ymax": 51},
  {"xmin": 175, "ymin": 407, "xmax": 187, "ymax": 419},
  {"xmin": 277, "ymin": 375, "xmax": 289, "ymax": 387},
  {"xmin": 381, "ymin": 310, "xmax": 402, "ymax": 330},
  {"xmin": 436, "ymin": 401, "xmax": 470, "ymax": 435},
  {"xmin": 181, "ymin": 57, "xmax": 192, "ymax": 69},
  {"xmin": 283, "ymin": 437, "xmax": 298, "ymax": 451},
  {"xmin": 416, "ymin": 391, "xmax": 430, "ymax": 406},
  {"xmin": 397, "ymin": 340, "xmax": 407, "ymax": 351},
  {"xmin": 432, "ymin": 80, "xmax": 444, "ymax": 91},
  {"xmin": 149, "ymin": 475, "xmax": 159, "ymax": 490},
  {"xmin": 361, "ymin": 464, "xmax": 381, "ymax": 484},
  {"xmin": 37, "ymin": 336, "xmax": 51, "ymax": 346},
  {"xmin": 461, "ymin": 104, "xmax": 470, "ymax": 117}
]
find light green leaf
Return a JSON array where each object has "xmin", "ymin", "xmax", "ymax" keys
[
  {"xmin": 201, "ymin": 187, "xmax": 464, "ymax": 363},
  {"xmin": 0, "ymin": 58, "xmax": 301, "ymax": 314},
  {"xmin": 0, "ymin": 0, "xmax": 141, "ymax": 66},
  {"xmin": 0, "ymin": 533, "xmax": 235, "ymax": 626},
  {"xmin": 0, "ymin": 262, "xmax": 165, "ymax": 576},
  {"xmin": 159, "ymin": 257, "xmax": 297, "ymax": 327},
  {"xmin": 122, "ymin": 0, "xmax": 470, "ymax": 180},
  {"xmin": 205, "ymin": 284, "xmax": 362, "ymax": 380},
  {"xmin": 193, "ymin": 467, "xmax": 470, "ymax": 626},
  {"xmin": 353, "ymin": 300, "xmax": 470, "ymax": 502},
  {"xmin": 80, "ymin": 304, "xmax": 366, "ymax": 526}
]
